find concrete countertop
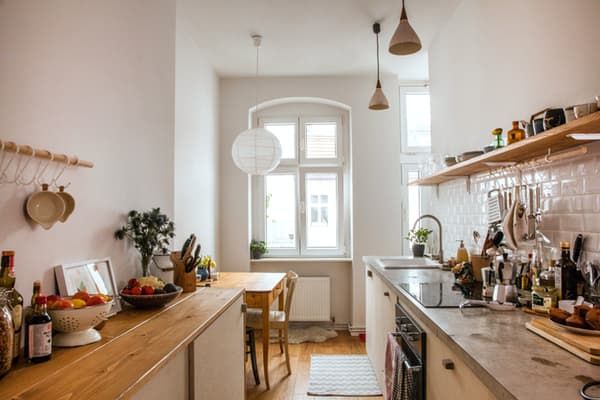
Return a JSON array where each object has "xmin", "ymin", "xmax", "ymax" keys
[{"xmin": 364, "ymin": 256, "xmax": 600, "ymax": 400}]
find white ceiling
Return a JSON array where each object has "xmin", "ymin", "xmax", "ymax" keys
[{"xmin": 180, "ymin": 0, "xmax": 460, "ymax": 80}]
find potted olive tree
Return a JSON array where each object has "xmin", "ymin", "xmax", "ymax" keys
[
  {"xmin": 405, "ymin": 228, "xmax": 433, "ymax": 257},
  {"xmin": 250, "ymin": 240, "xmax": 267, "ymax": 259},
  {"xmin": 114, "ymin": 208, "xmax": 175, "ymax": 277}
]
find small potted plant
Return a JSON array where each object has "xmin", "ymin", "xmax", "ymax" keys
[
  {"xmin": 405, "ymin": 228, "xmax": 433, "ymax": 257},
  {"xmin": 250, "ymin": 240, "xmax": 267, "ymax": 259},
  {"xmin": 114, "ymin": 208, "xmax": 175, "ymax": 277}
]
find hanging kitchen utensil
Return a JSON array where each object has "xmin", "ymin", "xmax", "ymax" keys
[
  {"xmin": 486, "ymin": 189, "xmax": 503, "ymax": 225},
  {"xmin": 56, "ymin": 186, "xmax": 75, "ymax": 223},
  {"xmin": 502, "ymin": 189, "xmax": 518, "ymax": 250},
  {"xmin": 526, "ymin": 187, "xmax": 536, "ymax": 240},
  {"xmin": 25, "ymin": 183, "xmax": 66, "ymax": 230},
  {"xmin": 513, "ymin": 187, "xmax": 528, "ymax": 247}
]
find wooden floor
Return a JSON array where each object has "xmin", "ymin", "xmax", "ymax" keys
[{"xmin": 245, "ymin": 331, "xmax": 382, "ymax": 400}]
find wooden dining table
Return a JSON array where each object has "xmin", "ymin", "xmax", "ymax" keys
[{"xmin": 198, "ymin": 272, "xmax": 287, "ymax": 390}]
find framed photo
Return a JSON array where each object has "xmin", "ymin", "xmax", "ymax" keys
[{"xmin": 55, "ymin": 258, "xmax": 121, "ymax": 316}]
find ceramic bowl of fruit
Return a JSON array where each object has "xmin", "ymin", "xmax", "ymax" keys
[
  {"xmin": 120, "ymin": 277, "xmax": 182, "ymax": 308},
  {"xmin": 47, "ymin": 291, "xmax": 113, "ymax": 347}
]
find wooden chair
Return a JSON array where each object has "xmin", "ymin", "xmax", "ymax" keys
[
  {"xmin": 246, "ymin": 270, "xmax": 299, "ymax": 375},
  {"xmin": 246, "ymin": 327, "xmax": 260, "ymax": 385}
]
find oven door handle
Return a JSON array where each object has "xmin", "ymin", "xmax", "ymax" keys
[{"xmin": 403, "ymin": 357, "xmax": 422, "ymax": 372}]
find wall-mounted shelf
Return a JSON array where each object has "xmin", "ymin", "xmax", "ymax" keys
[{"xmin": 410, "ymin": 111, "xmax": 600, "ymax": 186}]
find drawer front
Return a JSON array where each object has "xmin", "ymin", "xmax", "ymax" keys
[{"xmin": 245, "ymin": 292, "xmax": 265, "ymax": 308}]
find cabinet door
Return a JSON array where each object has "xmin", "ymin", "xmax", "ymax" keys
[
  {"xmin": 365, "ymin": 267, "xmax": 377, "ymax": 366},
  {"xmin": 193, "ymin": 296, "xmax": 245, "ymax": 400},
  {"xmin": 426, "ymin": 329, "xmax": 496, "ymax": 400},
  {"xmin": 131, "ymin": 348, "xmax": 188, "ymax": 400}
]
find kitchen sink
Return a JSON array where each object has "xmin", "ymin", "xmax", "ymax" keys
[{"xmin": 377, "ymin": 257, "xmax": 441, "ymax": 269}]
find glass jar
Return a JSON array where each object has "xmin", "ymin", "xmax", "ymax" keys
[{"xmin": 0, "ymin": 304, "xmax": 14, "ymax": 377}]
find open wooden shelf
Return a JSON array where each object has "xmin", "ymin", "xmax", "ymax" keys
[{"xmin": 410, "ymin": 111, "xmax": 600, "ymax": 186}]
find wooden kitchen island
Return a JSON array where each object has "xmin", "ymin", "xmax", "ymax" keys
[{"xmin": 0, "ymin": 287, "xmax": 245, "ymax": 400}]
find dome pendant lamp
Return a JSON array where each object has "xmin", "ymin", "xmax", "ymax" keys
[
  {"xmin": 368, "ymin": 23, "xmax": 389, "ymax": 111},
  {"xmin": 389, "ymin": 0, "xmax": 422, "ymax": 55},
  {"xmin": 231, "ymin": 35, "xmax": 282, "ymax": 175}
]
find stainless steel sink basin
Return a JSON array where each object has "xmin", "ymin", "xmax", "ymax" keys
[{"xmin": 377, "ymin": 257, "xmax": 441, "ymax": 269}]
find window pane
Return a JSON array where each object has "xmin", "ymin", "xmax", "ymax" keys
[
  {"xmin": 406, "ymin": 93, "xmax": 431, "ymax": 148},
  {"xmin": 305, "ymin": 122, "xmax": 337, "ymax": 159},
  {"xmin": 266, "ymin": 175, "xmax": 296, "ymax": 249},
  {"xmin": 306, "ymin": 173, "xmax": 337, "ymax": 248},
  {"xmin": 407, "ymin": 170, "xmax": 420, "ymax": 229},
  {"xmin": 264, "ymin": 122, "xmax": 296, "ymax": 159}
]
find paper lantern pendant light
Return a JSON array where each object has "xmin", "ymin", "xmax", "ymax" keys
[
  {"xmin": 369, "ymin": 23, "xmax": 389, "ymax": 110},
  {"xmin": 231, "ymin": 35, "xmax": 282, "ymax": 175},
  {"xmin": 389, "ymin": 0, "xmax": 422, "ymax": 56},
  {"xmin": 232, "ymin": 128, "xmax": 282, "ymax": 175}
]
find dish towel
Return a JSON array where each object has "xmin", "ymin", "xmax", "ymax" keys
[
  {"xmin": 384, "ymin": 333, "xmax": 400, "ymax": 400},
  {"xmin": 397, "ymin": 356, "xmax": 417, "ymax": 400}
]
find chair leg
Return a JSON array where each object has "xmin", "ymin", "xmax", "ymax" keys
[
  {"xmin": 278, "ymin": 329, "xmax": 284, "ymax": 354},
  {"xmin": 283, "ymin": 326, "xmax": 291, "ymax": 375},
  {"xmin": 247, "ymin": 328, "xmax": 260, "ymax": 386}
]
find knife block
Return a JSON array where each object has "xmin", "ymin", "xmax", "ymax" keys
[{"xmin": 171, "ymin": 251, "xmax": 196, "ymax": 293}]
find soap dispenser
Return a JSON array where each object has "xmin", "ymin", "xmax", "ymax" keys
[{"xmin": 456, "ymin": 240, "xmax": 470, "ymax": 263}]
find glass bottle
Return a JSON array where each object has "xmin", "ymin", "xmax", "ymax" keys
[
  {"xmin": 507, "ymin": 121, "xmax": 525, "ymax": 145},
  {"xmin": 555, "ymin": 241, "xmax": 578, "ymax": 300},
  {"xmin": 25, "ymin": 295, "xmax": 52, "ymax": 364},
  {"xmin": 491, "ymin": 128, "xmax": 504, "ymax": 149},
  {"xmin": 0, "ymin": 251, "xmax": 23, "ymax": 364}
]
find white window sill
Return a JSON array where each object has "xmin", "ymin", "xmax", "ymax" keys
[{"xmin": 250, "ymin": 257, "xmax": 352, "ymax": 263}]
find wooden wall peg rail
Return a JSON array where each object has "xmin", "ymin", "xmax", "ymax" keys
[{"xmin": 0, "ymin": 139, "xmax": 94, "ymax": 168}]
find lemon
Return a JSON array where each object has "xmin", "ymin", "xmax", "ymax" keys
[{"xmin": 71, "ymin": 299, "xmax": 87, "ymax": 309}]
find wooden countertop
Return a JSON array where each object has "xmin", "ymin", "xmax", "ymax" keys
[{"xmin": 0, "ymin": 287, "xmax": 244, "ymax": 400}]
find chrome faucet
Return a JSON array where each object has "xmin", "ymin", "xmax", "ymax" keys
[{"xmin": 412, "ymin": 214, "xmax": 444, "ymax": 264}]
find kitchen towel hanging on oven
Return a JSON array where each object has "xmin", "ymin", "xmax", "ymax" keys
[{"xmin": 385, "ymin": 333, "xmax": 419, "ymax": 400}]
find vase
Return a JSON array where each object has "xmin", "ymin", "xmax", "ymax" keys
[
  {"xmin": 412, "ymin": 243, "xmax": 425, "ymax": 257},
  {"xmin": 141, "ymin": 254, "xmax": 152, "ymax": 277},
  {"xmin": 198, "ymin": 268, "xmax": 208, "ymax": 281},
  {"xmin": 252, "ymin": 251, "xmax": 262, "ymax": 260}
]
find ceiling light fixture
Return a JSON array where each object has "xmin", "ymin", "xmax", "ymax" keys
[
  {"xmin": 389, "ymin": 0, "xmax": 422, "ymax": 56},
  {"xmin": 231, "ymin": 35, "xmax": 282, "ymax": 175},
  {"xmin": 368, "ymin": 22, "xmax": 389, "ymax": 111}
]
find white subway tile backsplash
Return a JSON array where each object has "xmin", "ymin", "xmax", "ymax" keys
[
  {"xmin": 560, "ymin": 214, "xmax": 584, "ymax": 232},
  {"xmin": 424, "ymin": 148, "xmax": 600, "ymax": 259}
]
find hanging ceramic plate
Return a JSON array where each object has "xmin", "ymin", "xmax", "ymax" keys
[
  {"xmin": 26, "ymin": 184, "xmax": 66, "ymax": 230},
  {"xmin": 56, "ymin": 186, "xmax": 75, "ymax": 222}
]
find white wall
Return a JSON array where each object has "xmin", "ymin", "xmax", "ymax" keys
[
  {"xmin": 426, "ymin": 0, "xmax": 600, "ymax": 253},
  {"xmin": 174, "ymin": 8, "xmax": 220, "ymax": 258},
  {"xmin": 429, "ymin": 0, "xmax": 600, "ymax": 155},
  {"xmin": 219, "ymin": 76, "xmax": 403, "ymax": 330},
  {"xmin": 0, "ymin": 1, "xmax": 176, "ymax": 302}
]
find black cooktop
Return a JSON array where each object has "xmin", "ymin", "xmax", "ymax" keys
[{"xmin": 398, "ymin": 281, "xmax": 483, "ymax": 308}]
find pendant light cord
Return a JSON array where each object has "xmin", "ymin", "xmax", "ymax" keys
[
  {"xmin": 255, "ymin": 43, "xmax": 260, "ymax": 116},
  {"xmin": 376, "ymin": 29, "xmax": 380, "ymax": 81}
]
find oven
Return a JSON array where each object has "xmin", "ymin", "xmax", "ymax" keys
[{"xmin": 393, "ymin": 302, "xmax": 426, "ymax": 400}]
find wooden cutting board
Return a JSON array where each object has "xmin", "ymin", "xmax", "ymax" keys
[{"xmin": 526, "ymin": 318, "xmax": 600, "ymax": 364}]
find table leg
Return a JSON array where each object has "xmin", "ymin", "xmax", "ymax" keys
[{"xmin": 262, "ymin": 302, "xmax": 270, "ymax": 390}]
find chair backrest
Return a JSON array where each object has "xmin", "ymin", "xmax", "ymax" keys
[{"xmin": 284, "ymin": 271, "xmax": 299, "ymax": 322}]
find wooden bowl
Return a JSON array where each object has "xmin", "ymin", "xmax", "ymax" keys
[{"xmin": 120, "ymin": 287, "xmax": 183, "ymax": 308}]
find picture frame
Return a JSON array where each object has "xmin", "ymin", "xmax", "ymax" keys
[{"xmin": 55, "ymin": 257, "xmax": 121, "ymax": 316}]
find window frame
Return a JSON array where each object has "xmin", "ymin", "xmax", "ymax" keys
[
  {"xmin": 400, "ymin": 86, "xmax": 431, "ymax": 153},
  {"xmin": 253, "ymin": 113, "xmax": 349, "ymax": 258}
]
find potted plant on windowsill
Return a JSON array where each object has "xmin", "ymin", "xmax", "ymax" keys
[
  {"xmin": 250, "ymin": 240, "xmax": 267, "ymax": 260},
  {"xmin": 405, "ymin": 228, "xmax": 433, "ymax": 258},
  {"xmin": 114, "ymin": 208, "xmax": 175, "ymax": 277}
]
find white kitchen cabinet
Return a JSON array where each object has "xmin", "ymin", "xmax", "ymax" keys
[
  {"xmin": 132, "ymin": 348, "xmax": 188, "ymax": 400},
  {"xmin": 193, "ymin": 295, "xmax": 245, "ymax": 400},
  {"xmin": 365, "ymin": 266, "xmax": 397, "ymax": 388}
]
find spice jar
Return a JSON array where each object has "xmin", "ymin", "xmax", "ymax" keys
[{"xmin": 0, "ymin": 304, "xmax": 14, "ymax": 377}]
